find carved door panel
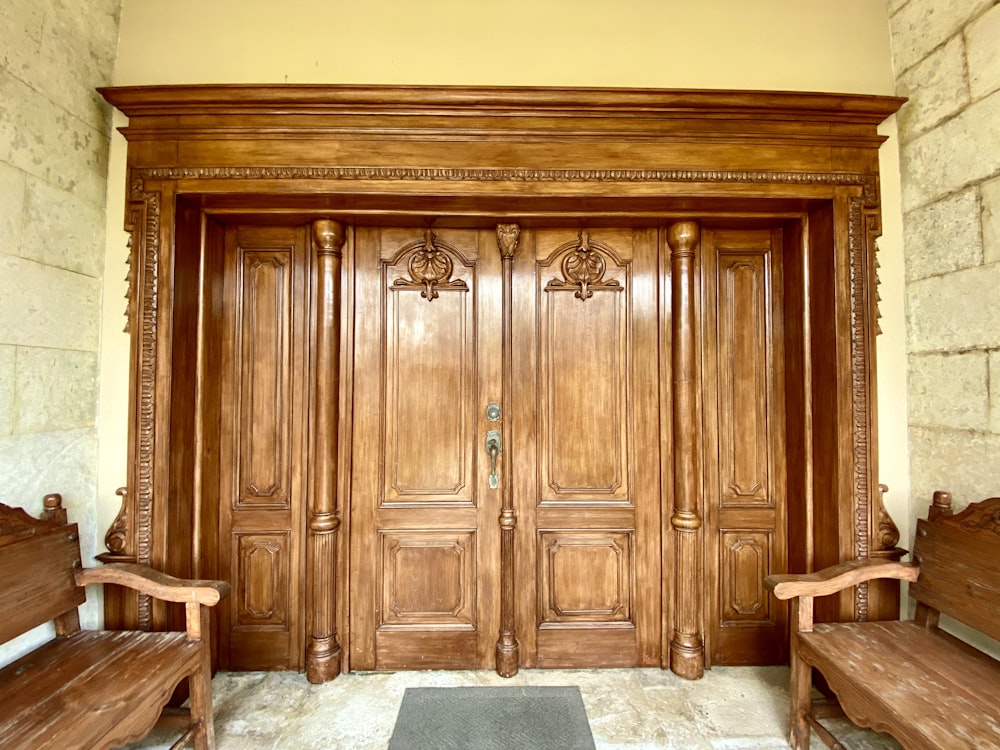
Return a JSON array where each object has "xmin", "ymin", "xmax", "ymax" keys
[
  {"xmin": 702, "ymin": 228, "xmax": 788, "ymax": 665},
  {"xmin": 218, "ymin": 225, "xmax": 309, "ymax": 670},
  {"xmin": 350, "ymin": 227, "xmax": 502, "ymax": 670},
  {"xmin": 511, "ymin": 228, "xmax": 662, "ymax": 668}
]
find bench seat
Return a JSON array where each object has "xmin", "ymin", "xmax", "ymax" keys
[
  {"xmin": 0, "ymin": 630, "xmax": 206, "ymax": 750},
  {"xmin": 800, "ymin": 621, "xmax": 1000, "ymax": 749},
  {"xmin": 766, "ymin": 492, "xmax": 1000, "ymax": 750},
  {"xmin": 0, "ymin": 495, "xmax": 228, "ymax": 749}
]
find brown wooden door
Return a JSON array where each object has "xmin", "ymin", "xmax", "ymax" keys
[
  {"xmin": 217, "ymin": 225, "xmax": 309, "ymax": 670},
  {"xmin": 349, "ymin": 224, "xmax": 663, "ymax": 671},
  {"xmin": 701, "ymin": 227, "xmax": 788, "ymax": 666},
  {"xmin": 350, "ymin": 227, "xmax": 503, "ymax": 670},
  {"xmin": 511, "ymin": 228, "xmax": 663, "ymax": 668}
]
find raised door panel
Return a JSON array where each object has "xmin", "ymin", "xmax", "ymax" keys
[
  {"xmin": 219, "ymin": 225, "xmax": 308, "ymax": 671},
  {"xmin": 514, "ymin": 228, "xmax": 661, "ymax": 669},
  {"xmin": 350, "ymin": 227, "xmax": 501, "ymax": 671},
  {"xmin": 703, "ymin": 228, "xmax": 787, "ymax": 666}
]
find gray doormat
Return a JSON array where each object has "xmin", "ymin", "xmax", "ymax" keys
[{"xmin": 388, "ymin": 686, "xmax": 597, "ymax": 750}]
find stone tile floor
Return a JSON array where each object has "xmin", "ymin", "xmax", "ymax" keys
[{"xmin": 126, "ymin": 667, "xmax": 902, "ymax": 750}]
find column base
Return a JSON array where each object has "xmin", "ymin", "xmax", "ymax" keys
[
  {"xmin": 305, "ymin": 636, "xmax": 342, "ymax": 684},
  {"xmin": 495, "ymin": 639, "xmax": 519, "ymax": 677},
  {"xmin": 669, "ymin": 635, "xmax": 705, "ymax": 680}
]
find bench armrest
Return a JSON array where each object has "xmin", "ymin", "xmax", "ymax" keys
[
  {"xmin": 765, "ymin": 558, "xmax": 919, "ymax": 601},
  {"xmin": 76, "ymin": 563, "xmax": 230, "ymax": 606}
]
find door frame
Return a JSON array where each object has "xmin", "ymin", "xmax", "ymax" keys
[{"xmin": 96, "ymin": 85, "xmax": 906, "ymax": 682}]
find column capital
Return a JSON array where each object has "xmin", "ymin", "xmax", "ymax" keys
[
  {"xmin": 312, "ymin": 219, "xmax": 347, "ymax": 256},
  {"xmin": 496, "ymin": 223, "xmax": 520, "ymax": 259},
  {"xmin": 666, "ymin": 221, "xmax": 700, "ymax": 258}
]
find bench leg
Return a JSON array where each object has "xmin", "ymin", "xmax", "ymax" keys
[
  {"xmin": 188, "ymin": 659, "xmax": 215, "ymax": 750},
  {"xmin": 788, "ymin": 649, "xmax": 811, "ymax": 750},
  {"xmin": 187, "ymin": 607, "xmax": 216, "ymax": 750}
]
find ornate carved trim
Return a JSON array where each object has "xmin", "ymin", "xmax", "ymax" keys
[
  {"xmin": 849, "ymin": 196, "xmax": 872, "ymax": 621},
  {"xmin": 123, "ymin": 236, "xmax": 134, "ymax": 334},
  {"xmin": 496, "ymin": 223, "xmax": 520, "ymax": 259},
  {"xmin": 104, "ymin": 486, "xmax": 130, "ymax": 555},
  {"xmin": 875, "ymin": 484, "xmax": 900, "ymax": 551},
  {"xmin": 392, "ymin": 230, "xmax": 468, "ymax": 300},
  {"xmin": 545, "ymin": 230, "xmax": 623, "ymax": 300},
  {"xmin": 128, "ymin": 182, "xmax": 160, "ymax": 631},
  {"xmin": 134, "ymin": 166, "xmax": 878, "ymax": 202},
  {"xmin": 864, "ymin": 210, "xmax": 884, "ymax": 336},
  {"xmin": 0, "ymin": 503, "xmax": 57, "ymax": 544},
  {"xmin": 950, "ymin": 497, "xmax": 1000, "ymax": 535}
]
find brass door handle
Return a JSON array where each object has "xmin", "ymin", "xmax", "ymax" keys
[{"xmin": 486, "ymin": 429, "xmax": 501, "ymax": 489}]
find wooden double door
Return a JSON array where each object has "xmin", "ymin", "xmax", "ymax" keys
[
  {"xmin": 349, "ymin": 225, "xmax": 661, "ymax": 671},
  {"xmin": 213, "ymin": 218, "xmax": 787, "ymax": 673}
]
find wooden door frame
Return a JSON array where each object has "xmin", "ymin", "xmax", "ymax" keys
[{"xmin": 97, "ymin": 85, "xmax": 906, "ymax": 682}]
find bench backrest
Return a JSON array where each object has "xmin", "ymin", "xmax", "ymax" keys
[
  {"xmin": 0, "ymin": 502, "xmax": 86, "ymax": 646},
  {"xmin": 910, "ymin": 497, "xmax": 1000, "ymax": 643}
]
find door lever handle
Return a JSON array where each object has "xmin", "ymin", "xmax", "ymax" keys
[{"xmin": 486, "ymin": 429, "xmax": 501, "ymax": 490}]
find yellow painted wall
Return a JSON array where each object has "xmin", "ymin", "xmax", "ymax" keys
[{"xmin": 100, "ymin": 0, "xmax": 909, "ymax": 569}]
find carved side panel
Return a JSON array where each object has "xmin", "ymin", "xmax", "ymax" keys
[
  {"xmin": 538, "ymin": 531, "xmax": 632, "ymax": 624},
  {"xmin": 520, "ymin": 227, "xmax": 659, "ymax": 670},
  {"xmin": 538, "ymin": 233, "xmax": 629, "ymax": 502},
  {"xmin": 234, "ymin": 532, "xmax": 290, "ymax": 630},
  {"xmin": 703, "ymin": 228, "xmax": 787, "ymax": 666},
  {"xmin": 237, "ymin": 251, "xmax": 292, "ymax": 508},
  {"xmin": 717, "ymin": 253, "xmax": 771, "ymax": 507},
  {"xmin": 383, "ymin": 234, "xmax": 474, "ymax": 503},
  {"xmin": 379, "ymin": 531, "xmax": 476, "ymax": 628},
  {"xmin": 220, "ymin": 225, "xmax": 307, "ymax": 671},
  {"xmin": 720, "ymin": 531, "xmax": 773, "ymax": 625}
]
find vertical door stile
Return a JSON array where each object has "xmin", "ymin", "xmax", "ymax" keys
[
  {"xmin": 495, "ymin": 223, "xmax": 521, "ymax": 677},
  {"xmin": 667, "ymin": 220, "xmax": 706, "ymax": 680},
  {"xmin": 306, "ymin": 219, "xmax": 346, "ymax": 683}
]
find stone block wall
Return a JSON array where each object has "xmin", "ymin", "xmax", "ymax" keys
[
  {"xmin": 890, "ymin": 0, "xmax": 1000, "ymax": 511},
  {"xmin": 0, "ymin": 0, "xmax": 122, "ymax": 661}
]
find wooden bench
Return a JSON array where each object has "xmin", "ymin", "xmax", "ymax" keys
[
  {"xmin": 0, "ymin": 494, "xmax": 230, "ymax": 750},
  {"xmin": 765, "ymin": 492, "xmax": 1000, "ymax": 750}
]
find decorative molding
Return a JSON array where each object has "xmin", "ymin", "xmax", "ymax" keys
[
  {"xmin": 134, "ymin": 166, "xmax": 879, "ymax": 202},
  {"xmin": 392, "ymin": 230, "xmax": 468, "ymax": 300},
  {"xmin": 545, "ymin": 230, "xmax": 623, "ymax": 300},
  {"xmin": 849, "ymin": 196, "xmax": 872, "ymax": 622},
  {"xmin": 865, "ymin": 210, "xmax": 884, "ymax": 336},
  {"xmin": 129, "ymin": 182, "xmax": 160, "ymax": 631},
  {"xmin": 123, "ymin": 236, "xmax": 134, "ymax": 334}
]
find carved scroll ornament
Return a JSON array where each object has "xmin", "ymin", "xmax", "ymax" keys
[
  {"xmin": 545, "ymin": 230, "xmax": 622, "ymax": 300},
  {"xmin": 392, "ymin": 230, "xmax": 468, "ymax": 301}
]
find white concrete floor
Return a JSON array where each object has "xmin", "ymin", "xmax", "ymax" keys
[{"xmin": 125, "ymin": 667, "xmax": 902, "ymax": 750}]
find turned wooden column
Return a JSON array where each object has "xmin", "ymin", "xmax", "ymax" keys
[
  {"xmin": 306, "ymin": 219, "xmax": 346, "ymax": 683},
  {"xmin": 495, "ymin": 223, "xmax": 520, "ymax": 677},
  {"xmin": 667, "ymin": 220, "xmax": 705, "ymax": 679}
]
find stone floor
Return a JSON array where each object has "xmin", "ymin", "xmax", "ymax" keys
[{"xmin": 125, "ymin": 667, "xmax": 902, "ymax": 750}]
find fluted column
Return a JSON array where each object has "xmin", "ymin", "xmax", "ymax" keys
[
  {"xmin": 495, "ymin": 223, "xmax": 521, "ymax": 677},
  {"xmin": 667, "ymin": 220, "xmax": 705, "ymax": 679},
  {"xmin": 306, "ymin": 219, "xmax": 346, "ymax": 683}
]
